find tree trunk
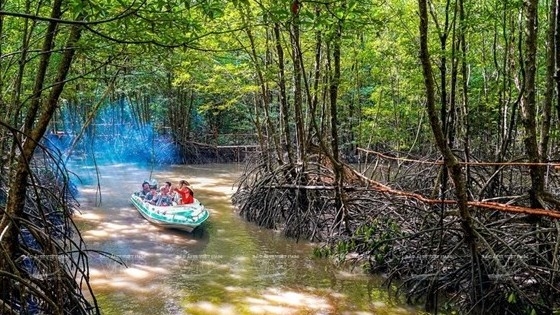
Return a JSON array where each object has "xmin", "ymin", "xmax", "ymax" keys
[
  {"xmin": 541, "ymin": 0, "xmax": 557, "ymax": 162},
  {"xmin": 521, "ymin": 0, "xmax": 545, "ymax": 207},
  {"xmin": 291, "ymin": 11, "xmax": 306, "ymax": 162},
  {"xmin": 556, "ymin": 0, "xmax": 560, "ymax": 119},
  {"xmin": 244, "ymin": 20, "xmax": 282, "ymax": 166},
  {"xmin": 329, "ymin": 6, "xmax": 348, "ymax": 234},
  {"xmin": 418, "ymin": 0, "xmax": 486, "ymax": 310},
  {"xmin": 0, "ymin": 12, "xmax": 83, "ymax": 308},
  {"xmin": 274, "ymin": 23, "xmax": 294, "ymax": 165},
  {"xmin": 306, "ymin": 5, "xmax": 323, "ymax": 148}
]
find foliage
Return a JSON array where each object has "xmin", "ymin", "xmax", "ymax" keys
[{"xmin": 3, "ymin": 0, "xmax": 560, "ymax": 313}]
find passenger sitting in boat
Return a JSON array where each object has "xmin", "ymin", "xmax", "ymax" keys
[
  {"xmin": 135, "ymin": 181, "xmax": 151, "ymax": 198},
  {"xmin": 173, "ymin": 180, "xmax": 194, "ymax": 205},
  {"xmin": 138, "ymin": 181, "xmax": 150, "ymax": 198},
  {"xmin": 144, "ymin": 186, "xmax": 158, "ymax": 203},
  {"xmin": 154, "ymin": 181, "xmax": 173, "ymax": 206}
]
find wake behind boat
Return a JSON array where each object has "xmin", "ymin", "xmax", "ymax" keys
[{"xmin": 130, "ymin": 194, "xmax": 209, "ymax": 232}]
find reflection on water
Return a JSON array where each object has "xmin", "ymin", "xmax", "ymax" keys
[{"xmin": 72, "ymin": 163, "xmax": 421, "ymax": 315}]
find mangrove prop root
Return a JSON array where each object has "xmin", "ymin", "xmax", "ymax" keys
[{"xmin": 233, "ymin": 151, "xmax": 560, "ymax": 313}]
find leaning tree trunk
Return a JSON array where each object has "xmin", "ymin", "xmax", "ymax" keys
[
  {"xmin": 1, "ymin": 0, "xmax": 65, "ymax": 296},
  {"xmin": 418, "ymin": 0, "xmax": 488, "ymax": 311},
  {"xmin": 0, "ymin": 8, "xmax": 84, "ymax": 312}
]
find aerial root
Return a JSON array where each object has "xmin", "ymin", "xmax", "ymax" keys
[{"xmin": 233, "ymin": 151, "xmax": 560, "ymax": 313}]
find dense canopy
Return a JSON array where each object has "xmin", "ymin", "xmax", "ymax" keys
[{"xmin": 1, "ymin": 0, "xmax": 560, "ymax": 313}]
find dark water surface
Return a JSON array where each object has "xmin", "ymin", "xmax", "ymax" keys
[{"xmin": 72, "ymin": 163, "xmax": 420, "ymax": 315}]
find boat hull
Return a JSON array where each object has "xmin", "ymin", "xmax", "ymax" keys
[{"xmin": 130, "ymin": 194, "xmax": 209, "ymax": 232}]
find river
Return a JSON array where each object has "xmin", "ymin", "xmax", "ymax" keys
[{"xmin": 71, "ymin": 162, "xmax": 421, "ymax": 315}]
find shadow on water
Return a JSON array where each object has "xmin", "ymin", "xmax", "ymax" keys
[{"xmin": 70, "ymin": 162, "xmax": 423, "ymax": 315}]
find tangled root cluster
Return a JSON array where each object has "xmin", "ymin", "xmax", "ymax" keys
[
  {"xmin": 233, "ymin": 152, "xmax": 560, "ymax": 313},
  {"xmin": 0, "ymin": 150, "xmax": 102, "ymax": 315}
]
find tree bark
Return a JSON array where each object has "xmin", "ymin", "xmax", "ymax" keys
[
  {"xmin": 541, "ymin": 0, "xmax": 557, "ymax": 161},
  {"xmin": 273, "ymin": 23, "xmax": 294, "ymax": 165},
  {"xmin": 418, "ymin": 0, "xmax": 485, "ymax": 310},
  {"xmin": 291, "ymin": 11, "xmax": 305, "ymax": 162},
  {"xmin": 243, "ymin": 19, "xmax": 282, "ymax": 166},
  {"xmin": 0, "ymin": 12, "xmax": 83, "ymax": 305},
  {"xmin": 521, "ymin": 0, "xmax": 545, "ymax": 207},
  {"xmin": 556, "ymin": 0, "xmax": 560, "ymax": 119},
  {"xmin": 329, "ymin": 4, "xmax": 348, "ymax": 234}
]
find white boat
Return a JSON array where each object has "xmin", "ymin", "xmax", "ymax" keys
[{"xmin": 130, "ymin": 194, "xmax": 209, "ymax": 232}]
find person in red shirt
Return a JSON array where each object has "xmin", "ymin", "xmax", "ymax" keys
[{"xmin": 173, "ymin": 180, "xmax": 194, "ymax": 204}]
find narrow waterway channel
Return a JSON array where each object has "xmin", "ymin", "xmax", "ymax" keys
[{"xmin": 71, "ymin": 162, "xmax": 421, "ymax": 315}]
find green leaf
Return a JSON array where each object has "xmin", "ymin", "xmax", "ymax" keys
[{"xmin": 507, "ymin": 292, "xmax": 516, "ymax": 303}]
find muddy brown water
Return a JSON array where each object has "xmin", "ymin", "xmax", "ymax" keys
[{"xmin": 71, "ymin": 162, "xmax": 422, "ymax": 315}]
